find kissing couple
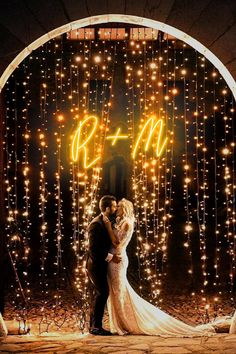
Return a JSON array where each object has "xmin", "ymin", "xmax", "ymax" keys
[{"xmin": 86, "ymin": 195, "xmax": 236, "ymax": 337}]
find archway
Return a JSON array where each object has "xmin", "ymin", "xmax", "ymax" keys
[
  {"xmin": 1, "ymin": 14, "xmax": 236, "ymax": 334},
  {"xmin": 0, "ymin": 14, "xmax": 236, "ymax": 96}
]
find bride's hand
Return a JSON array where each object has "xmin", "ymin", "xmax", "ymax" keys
[{"xmin": 102, "ymin": 215, "xmax": 112, "ymax": 229}]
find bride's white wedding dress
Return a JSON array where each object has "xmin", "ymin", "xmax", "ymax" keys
[
  {"xmin": 0, "ymin": 313, "xmax": 7, "ymax": 337},
  {"xmin": 107, "ymin": 218, "xmax": 218, "ymax": 337}
]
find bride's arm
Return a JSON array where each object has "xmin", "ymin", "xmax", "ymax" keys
[
  {"xmin": 117, "ymin": 222, "xmax": 130, "ymax": 247},
  {"xmin": 107, "ymin": 226, "xmax": 120, "ymax": 248},
  {"xmin": 102, "ymin": 215, "xmax": 120, "ymax": 248}
]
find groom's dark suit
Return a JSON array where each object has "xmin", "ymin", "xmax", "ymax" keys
[{"xmin": 87, "ymin": 214, "xmax": 112, "ymax": 329}]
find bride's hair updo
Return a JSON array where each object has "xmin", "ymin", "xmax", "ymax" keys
[
  {"xmin": 117, "ymin": 198, "xmax": 135, "ymax": 224},
  {"xmin": 120, "ymin": 198, "xmax": 134, "ymax": 217}
]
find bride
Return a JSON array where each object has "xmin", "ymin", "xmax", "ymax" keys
[{"xmin": 102, "ymin": 198, "xmax": 236, "ymax": 337}]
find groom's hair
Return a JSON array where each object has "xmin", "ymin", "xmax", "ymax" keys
[{"xmin": 99, "ymin": 195, "xmax": 116, "ymax": 212}]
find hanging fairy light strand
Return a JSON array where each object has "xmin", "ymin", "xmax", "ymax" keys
[
  {"xmin": 182, "ymin": 43, "xmax": 194, "ymax": 278},
  {"xmin": 53, "ymin": 36, "xmax": 66, "ymax": 305},
  {"xmin": 4, "ymin": 69, "xmax": 31, "ymax": 332},
  {"xmin": 38, "ymin": 44, "xmax": 50, "ymax": 307},
  {"xmin": 212, "ymin": 66, "xmax": 221, "ymax": 290},
  {"xmin": 221, "ymin": 85, "xmax": 235, "ymax": 299},
  {"xmin": 229, "ymin": 95, "xmax": 236, "ymax": 298},
  {"xmin": 200, "ymin": 55, "xmax": 209, "ymax": 289},
  {"xmin": 4, "ymin": 77, "xmax": 25, "ymax": 308},
  {"xmin": 194, "ymin": 51, "xmax": 208, "ymax": 292},
  {"xmin": 20, "ymin": 60, "xmax": 32, "ymax": 305}
]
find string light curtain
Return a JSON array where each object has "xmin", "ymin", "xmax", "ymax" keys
[{"xmin": 3, "ymin": 28, "xmax": 236, "ymax": 332}]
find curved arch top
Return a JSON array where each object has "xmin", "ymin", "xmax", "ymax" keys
[{"xmin": 1, "ymin": 14, "xmax": 236, "ymax": 99}]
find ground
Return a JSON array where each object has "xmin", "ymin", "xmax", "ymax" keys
[
  {"xmin": 1, "ymin": 292, "xmax": 235, "ymax": 353},
  {"xmin": 1, "ymin": 332, "xmax": 236, "ymax": 353}
]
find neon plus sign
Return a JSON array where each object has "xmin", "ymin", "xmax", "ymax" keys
[{"xmin": 106, "ymin": 128, "xmax": 128, "ymax": 146}]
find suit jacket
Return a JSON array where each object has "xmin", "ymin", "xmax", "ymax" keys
[{"xmin": 87, "ymin": 214, "xmax": 112, "ymax": 267}]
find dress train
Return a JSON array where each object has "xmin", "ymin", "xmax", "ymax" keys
[{"xmin": 107, "ymin": 220, "xmax": 229, "ymax": 337}]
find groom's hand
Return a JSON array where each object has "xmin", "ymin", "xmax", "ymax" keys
[{"xmin": 112, "ymin": 254, "xmax": 122, "ymax": 263}]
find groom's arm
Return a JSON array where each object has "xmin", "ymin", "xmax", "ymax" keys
[{"xmin": 88, "ymin": 222, "xmax": 111, "ymax": 261}]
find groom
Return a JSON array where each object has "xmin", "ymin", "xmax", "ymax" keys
[{"xmin": 87, "ymin": 195, "xmax": 121, "ymax": 336}]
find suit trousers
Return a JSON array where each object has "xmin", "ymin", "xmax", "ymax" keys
[{"xmin": 87, "ymin": 258, "xmax": 109, "ymax": 329}]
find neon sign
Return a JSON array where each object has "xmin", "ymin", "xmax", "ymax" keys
[
  {"xmin": 106, "ymin": 128, "xmax": 128, "ymax": 145},
  {"xmin": 132, "ymin": 116, "xmax": 168, "ymax": 159},
  {"xmin": 71, "ymin": 115, "xmax": 168, "ymax": 168},
  {"xmin": 71, "ymin": 115, "xmax": 100, "ymax": 169}
]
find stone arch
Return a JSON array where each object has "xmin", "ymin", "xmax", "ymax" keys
[{"xmin": 0, "ymin": 14, "xmax": 236, "ymax": 99}]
